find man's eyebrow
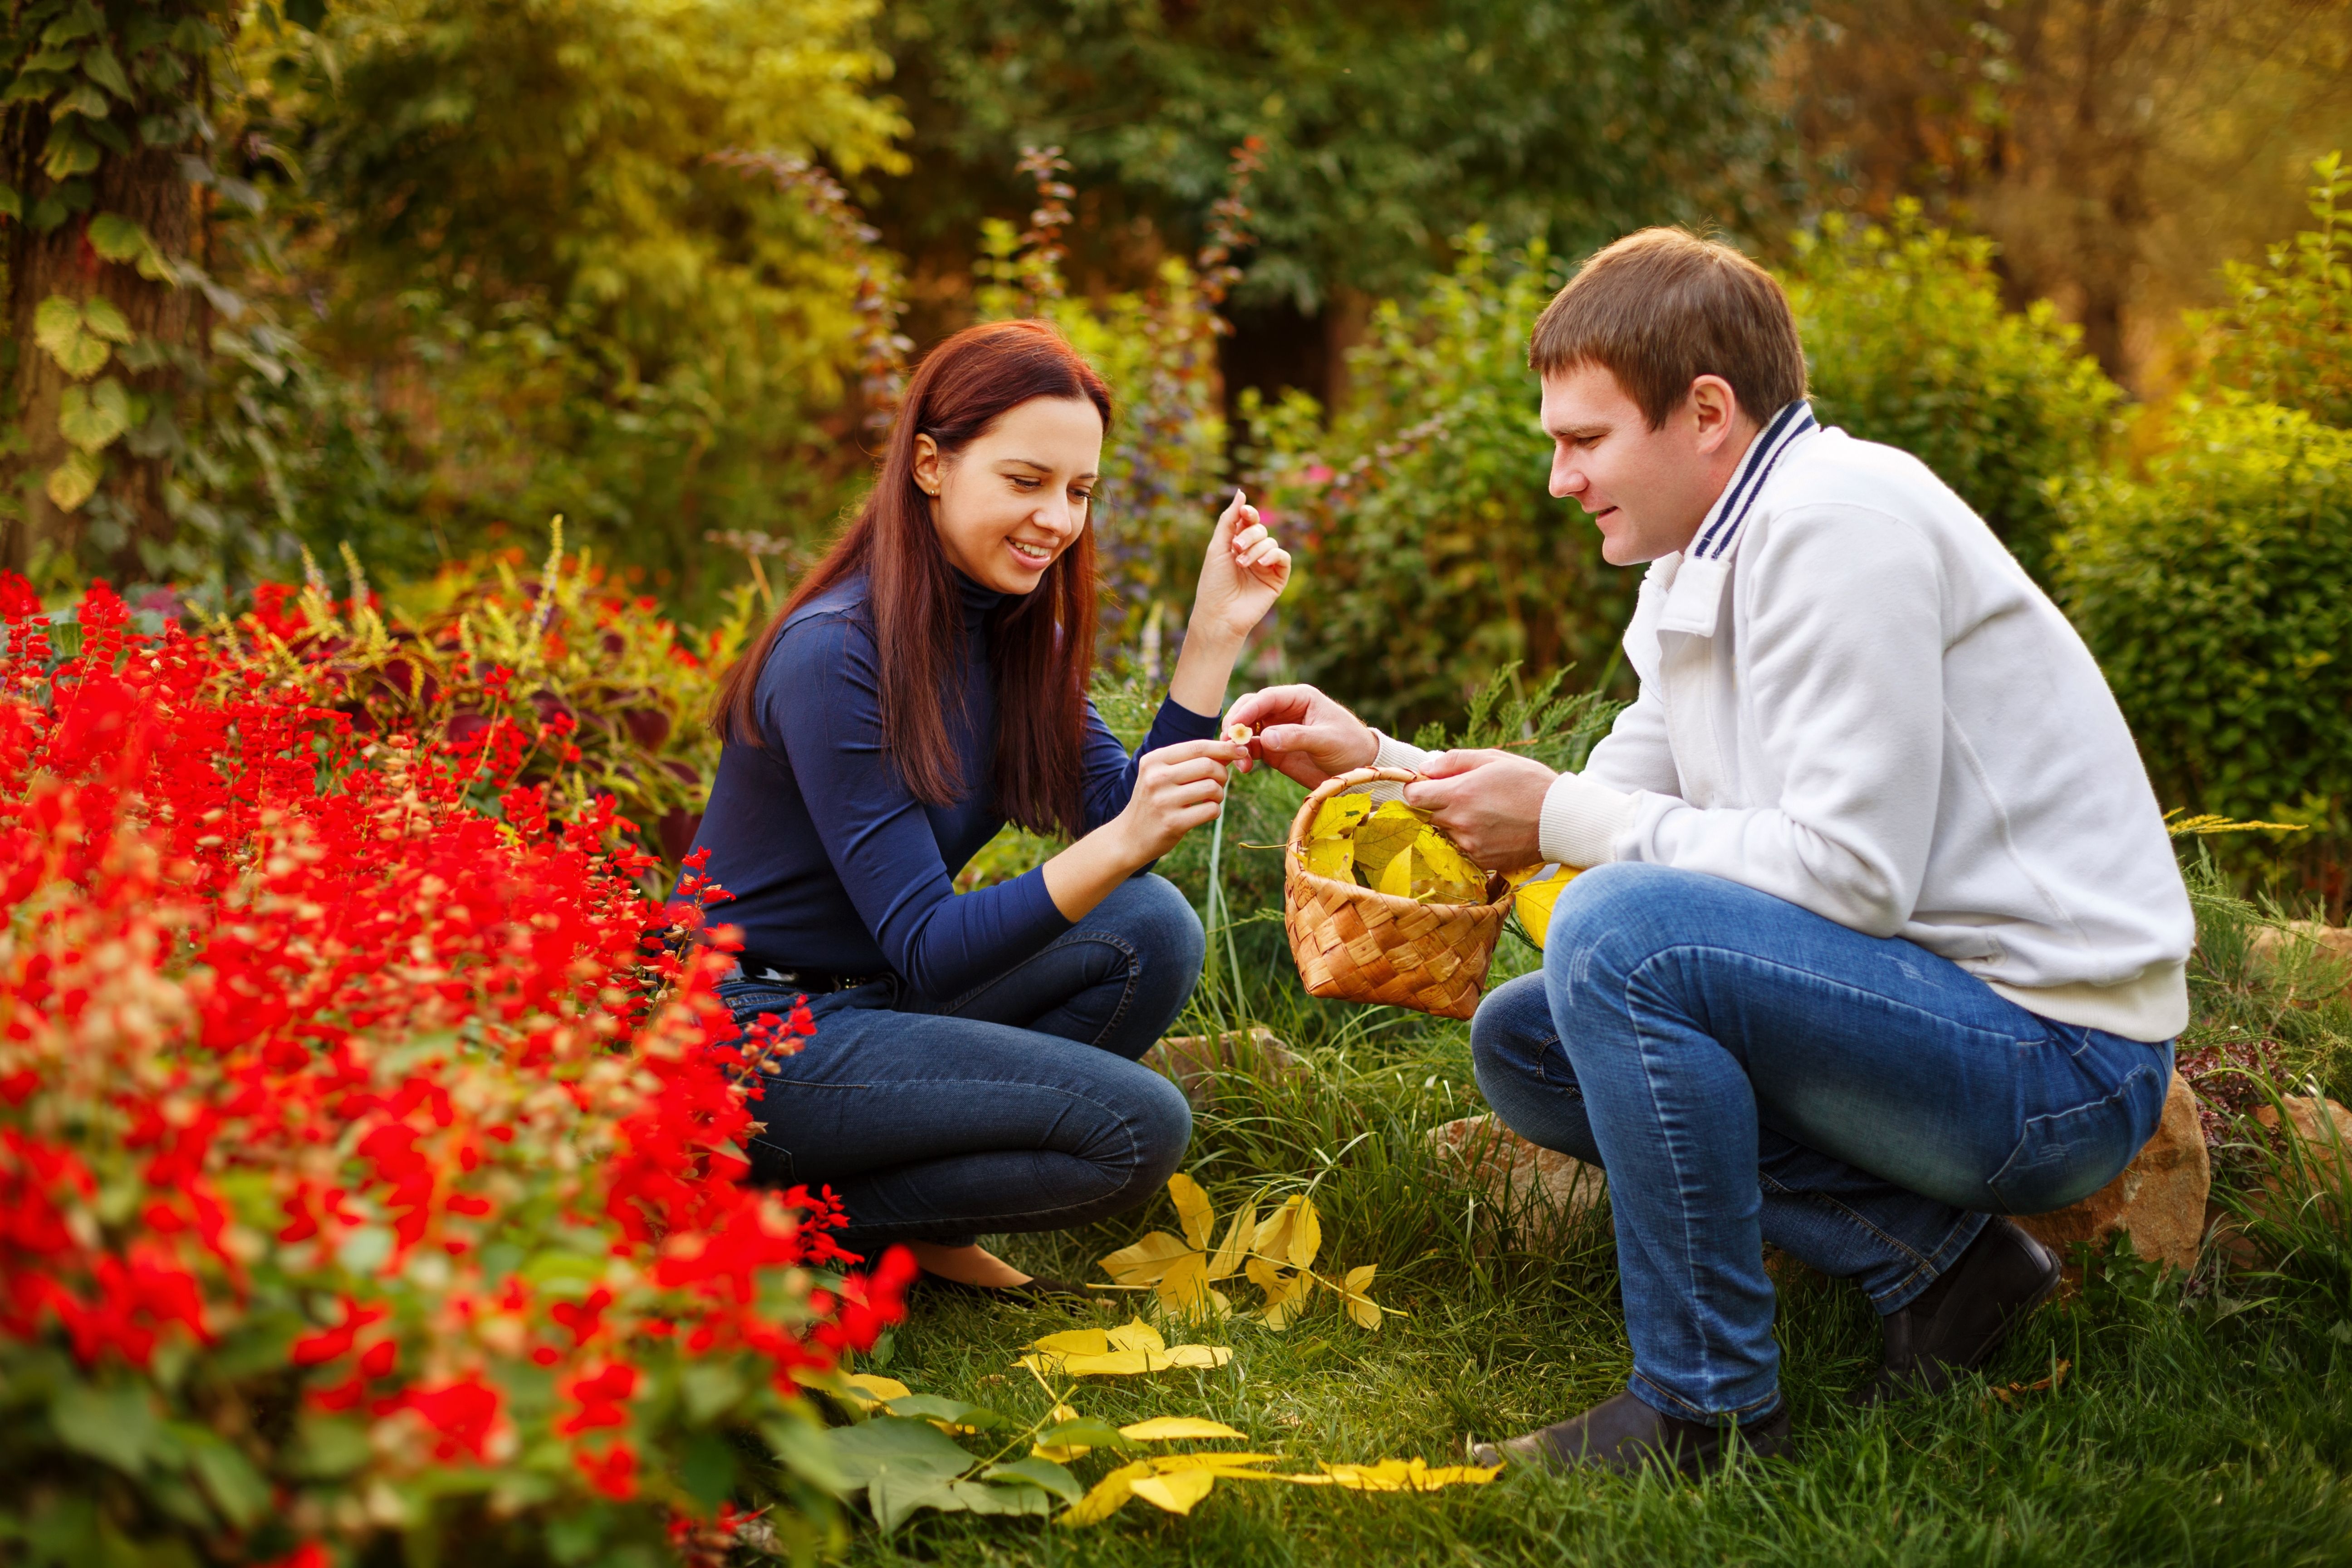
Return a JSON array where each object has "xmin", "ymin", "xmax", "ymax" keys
[
  {"xmin": 1546, "ymin": 421, "xmax": 1611, "ymax": 441},
  {"xmin": 1000, "ymin": 456, "xmax": 1100, "ymax": 482}
]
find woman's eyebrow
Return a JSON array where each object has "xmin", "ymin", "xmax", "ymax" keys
[{"xmin": 1000, "ymin": 456, "xmax": 1100, "ymax": 482}]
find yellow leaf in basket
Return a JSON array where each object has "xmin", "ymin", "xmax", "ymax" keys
[
  {"xmin": 1351, "ymin": 800, "xmax": 1425, "ymax": 887},
  {"xmin": 1377, "ymin": 842, "xmax": 1415, "ymax": 898},
  {"xmin": 1508, "ymin": 862, "xmax": 1580, "ymax": 949},
  {"xmin": 1409, "ymin": 827, "xmax": 1487, "ymax": 905},
  {"xmin": 1303, "ymin": 793, "xmax": 1369, "ymax": 881}
]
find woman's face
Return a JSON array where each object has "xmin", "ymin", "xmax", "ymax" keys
[{"xmin": 914, "ymin": 396, "xmax": 1104, "ymax": 595}]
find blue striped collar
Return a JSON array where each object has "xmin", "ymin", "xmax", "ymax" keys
[{"xmin": 1687, "ymin": 400, "xmax": 1817, "ymax": 563}]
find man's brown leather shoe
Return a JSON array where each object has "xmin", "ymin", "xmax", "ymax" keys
[
  {"xmin": 1848, "ymin": 1216, "xmax": 2061, "ymax": 1407},
  {"xmin": 1469, "ymin": 1390, "xmax": 1790, "ymax": 1479}
]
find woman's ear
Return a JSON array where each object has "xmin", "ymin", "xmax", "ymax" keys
[{"xmin": 911, "ymin": 433, "xmax": 945, "ymax": 499}]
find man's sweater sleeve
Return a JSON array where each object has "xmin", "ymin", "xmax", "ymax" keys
[{"xmin": 1618, "ymin": 506, "xmax": 1946, "ymax": 936}]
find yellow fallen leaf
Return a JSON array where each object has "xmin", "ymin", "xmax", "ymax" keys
[
  {"xmin": 1130, "ymin": 1469, "xmax": 1216, "ymax": 1514},
  {"xmin": 1410, "ymin": 828, "xmax": 1489, "ymax": 904},
  {"xmin": 1107, "ymin": 1319, "xmax": 1166, "ymax": 1354},
  {"xmin": 1099, "ymin": 1230, "xmax": 1194, "ymax": 1287},
  {"xmin": 1505, "ymin": 862, "xmax": 1579, "ymax": 949},
  {"xmin": 1352, "ymin": 800, "xmax": 1425, "ymax": 887},
  {"xmin": 1295, "ymin": 1459, "xmax": 1501, "ymax": 1491},
  {"xmin": 1168, "ymin": 1172, "xmax": 1216, "ymax": 1250},
  {"xmin": 839, "ymin": 1373, "xmax": 913, "ymax": 1409},
  {"xmin": 1247, "ymin": 1256, "xmax": 1316, "ymax": 1330},
  {"xmin": 1288, "ymin": 1196, "xmax": 1323, "ymax": 1270},
  {"xmin": 1016, "ymin": 1345, "xmax": 1233, "ymax": 1378},
  {"xmin": 1377, "ymin": 841, "xmax": 1415, "ymax": 897},
  {"xmin": 1119, "ymin": 1416, "xmax": 1250, "ymax": 1441},
  {"xmin": 1303, "ymin": 793, "xmax": 1369, "ymax": 882},
  {"xmin": 1342, "ymin": 1264, "xmax": 1382, "ymax": 1331},
  {"xmin": 1029, "ymin": 1327, "xmax": 1113, "ymax": 1357},
  {"xmin": 1206, "ymin": 1204, "xmax": 1254, "ymax": 1280},
  {"xmin": 1061, "ymin": 1460, "xmax": 1154, "ymax": 1526}
]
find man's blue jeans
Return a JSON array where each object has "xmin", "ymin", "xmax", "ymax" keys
[
  {"xmin": 716, "ymin": 874, "xmax": 1200, "ymax": 1258},
  {"xmin": 1471, "ymin": 862, "xmax": 2174, "ymax": 1425}
]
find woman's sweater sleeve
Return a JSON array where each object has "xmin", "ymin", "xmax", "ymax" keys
[
  {"xmin": 762, "ymin": 614, "xmax": 1069, "ymax": 1000},
  {"xmin": 1076, "ymin": 695, "xmax": 1225, "ymax": 833}
]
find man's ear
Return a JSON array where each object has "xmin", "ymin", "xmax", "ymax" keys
[{"xmin": 1688, "ymin": 375, "xmax": 1742, "ymax": 456}]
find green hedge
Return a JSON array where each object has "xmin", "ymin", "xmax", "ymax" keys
[
  {"xmin": 2052, "ymin": 397, "xmax": 2352, "ymax": 903},
  {"xmin": 1788, "ymin": 206, "xmax": 2123, "ymax": 578}
]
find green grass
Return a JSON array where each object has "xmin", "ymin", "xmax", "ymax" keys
[{"xmin": 835, "ymin": 827, "xmax": 2352, "ymax": 1564}]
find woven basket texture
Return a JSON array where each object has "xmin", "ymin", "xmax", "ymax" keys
[{"xmin": 1282, "ymin": 765, "xmax": 1510, "ymax": 1020}]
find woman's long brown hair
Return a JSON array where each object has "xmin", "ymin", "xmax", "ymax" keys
[{"xmin": 710, "ymin": 320, "xmax": 1112, "ymax": 838}]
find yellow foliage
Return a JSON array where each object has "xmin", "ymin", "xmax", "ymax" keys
[
  {"xmin": 1119, "ymin": 1416, "xmax": 1250, "ymax": 1441},
  {"xmin": 1504, "ymin": 862, "xmax": 1580, "ymax": 948},
  {"xmin": 1016, "ymin": 1318, "xmax": 1233, "ymax": 1377},
  {"xmin": 1304, "ymin": 793, "xmax": 1490, "ymax": 905},
  {"xmin": 1098, "ymin": 1176, "xmax": 1394, "ymax": 1330}
]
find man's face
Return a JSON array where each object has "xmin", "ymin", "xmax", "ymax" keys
[{"xmin": 1540, "ymin": 364, "xmax": 1745, "ymax": 567}]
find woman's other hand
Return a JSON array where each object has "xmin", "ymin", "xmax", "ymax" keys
[
  {"xmin": 1190, "ymin": 490, "xmax": 1291, "ymax": 644},
  {"xmin": 1115, "ymin": 737, "xmax": 1243, "ymax": 863}
]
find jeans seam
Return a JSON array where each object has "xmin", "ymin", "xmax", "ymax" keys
[
  {"xmin": 940, "ymin": 931, "xmax": 1144, "ymax": 1048},
  {"xmin": 747, "ymin": 1074, "xmax": 1166, "ymax": 1227},
  {"xmin": 1626, "ymin": 1003, "xmax": 1750, "ymax": 1411},
  {"xmin": 1635, "ymin": 941, "xmax": 2039, "ymax": 1053},
  {"xmin": 1628, "ymin": 1368, "xmax": 1781, "ymax": 1424}
]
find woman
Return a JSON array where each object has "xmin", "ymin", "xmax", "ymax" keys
[{"xmin": 689, "ymin": 319, "xmax": 1289, "ymax": 1299}]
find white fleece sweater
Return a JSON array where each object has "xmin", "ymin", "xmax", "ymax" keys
[{"xmin": 1378, "ymin": 404, "xmax": 2192, "ymax": 1041}]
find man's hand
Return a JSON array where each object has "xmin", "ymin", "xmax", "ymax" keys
[
  {"xmin": 1225, "ymin": 684, "xmax": 1377, "ymax": 789},
  {"xmin": 1401, "ymin": 750, "xmax": 1555, "ymax": 870}
]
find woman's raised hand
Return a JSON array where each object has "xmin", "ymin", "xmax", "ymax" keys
[
  {"xmin": 1190, "ymin": 489, "xmax": 1291, "ymax": 644},
  {"xmin": 1115, "ymin": 737, "xmax": 1243, "ymax": 863}
]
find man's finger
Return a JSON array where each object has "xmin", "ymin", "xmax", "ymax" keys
[{"xmin": 1226, "ymin": 686, "xmax": 1314, "ymax": 729}]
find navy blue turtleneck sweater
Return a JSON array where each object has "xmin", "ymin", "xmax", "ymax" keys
[{"xmin": 684, "ymin": 571, "xmax": 1221, "ymax": 1000}]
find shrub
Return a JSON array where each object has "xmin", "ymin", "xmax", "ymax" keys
[
  {"xmin": 2193, "ymin": 152, "xmax": 2352, "ymax": 431},
  {"xmin": 0, "ymin": 576, "xmax": 908, "ymax": 1565},
  {"xmin": 214, "ymin": 526, "xmax": 744, "ymax": 875},
  {"xmin": 1785, "ymin": 205, "xmax": 2124, "ymax": 578},
  {"xmin": 2050, "ymin": 398, "xmax": 2352, "ymax": 911},
  {"xmin": 1247, "ymin": 234, "xmax": 1635, "ymax": 735}
]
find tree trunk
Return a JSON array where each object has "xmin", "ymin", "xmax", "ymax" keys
[{"xmin": 2, "ymin": 83, "xmax": 201, "ymax": 581}]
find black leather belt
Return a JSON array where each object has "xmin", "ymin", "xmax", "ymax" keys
[{"xmin": 731, "ymin": 955, "xmax": 891, "ymax": 994}]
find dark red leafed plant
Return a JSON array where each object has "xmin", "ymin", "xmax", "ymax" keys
[{"xmin": 0, "ymin": 574, "xmax": 909, "ymax": 1565}]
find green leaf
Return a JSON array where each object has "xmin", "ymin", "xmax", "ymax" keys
[
  {"xmin": 826, "ymin": 1416, "xmax": 973, "ymax": 1487},
  {"xmin": 79, "ymin": 44, "xmax": 132, "ymax": 101},
  {"xmin": 45, "ymin": 450, "xmax": 102, "ymax": 511},
  {"xmin": 29, "ymin": 196, "xmax": 68, "ymax": 232},
  {"xmin": 58, "ymin": 378, "xmax": 128, "ymax": 452},
  {"xmin": 50, "ymin": 81, "xmax": 106, "ymax": 118},
  {"xmin": 0, "ymin": 185, "xmax": 19, "ymax": 220},
  {"xmin": 676, "ymin": 1361, "xmax": 742, "ymax": 1423},
  {"xmin": 288, "ymin": 1416, "xmax": 371, "ymax": 1480},
  {"xmin": 984, "ymin": 1455, "xmax": 1084, "ymax": 1503},
  {"xmin": 679, "ymin": 1430, "xmax": 738, "ymax": 1510},
  {"xmin": 2, "ymin": 71, "xmax": 69, "ymax": 106},
  {"xmin": 760, "ymin": 1415, "xmax": 848, "ymax": 1495},
  {"xmin": 42, "ymin": 131, "xmax": 98, "ymax": 181},
  {"xmin": 181, "ymin": 1431, "xmax": 270, "ymax": 1529},
  {"xmin": 1034, "ymin": 1416, "xmax": 1133, "ymax": 1452},
  {"xmin": 50, "ymin": 1383, "xmax": 157, "ymax": 1474},
  {"xmin": 885, "ymin": 1393, "xmax": 1009, "ymax": 1430},
  {"xmin": 42, "ymin": 3, "xmax": 105, "ymax": 47},
  {"xmin": 79, "ymin": 295, "xmax": 131, "ymax": 343}
]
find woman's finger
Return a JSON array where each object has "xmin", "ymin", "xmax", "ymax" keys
[{"xmin": 1152, "ymin": 755, "xmax": 1231, "ymax": 786}]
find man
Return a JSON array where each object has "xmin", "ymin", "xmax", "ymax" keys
[{"xmin": 1230, "ymin": 228, "xmax": 2190, "ymax": 1478}]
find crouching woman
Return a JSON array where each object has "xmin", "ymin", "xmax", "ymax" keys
[{"xmin": 688, "ymin": 320, "xmax": 1286, "ymax": 1299}]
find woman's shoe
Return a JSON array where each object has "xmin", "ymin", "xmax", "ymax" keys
[{"xmin": 911, "ymin": 1271, "xmax": 1100, "ymax": 1306}]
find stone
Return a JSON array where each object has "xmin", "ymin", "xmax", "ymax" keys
[
  {"xmin": 1428, "ymin": 1113, "xmax": 1606, "ymax": 1246},
  {"xmin": 2016, "ymin": 1071, "xmax": 2209, "ymax": 1274},
  {"xmin": 2246, "ymin": 922, "xmax": 2352, "ymax": 996},
  {"xmin": 2209, "ymin": 1094, "xmax": 2352, "ymax": 1269},
  {"xmin": 1142, "ymin": 1026, "xmax": 1302, "ymax": 1106}
]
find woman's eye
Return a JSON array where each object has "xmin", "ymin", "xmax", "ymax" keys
[
  {"xmin": 1010, "ymin": 477, "xmax": 1042, "ymax": 491},
  {"xmin": 1071, "ymin": 490, "xmax": 1093, "ymax": 505}
]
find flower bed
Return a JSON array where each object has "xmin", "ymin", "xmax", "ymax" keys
[{"xmin": 0, "ymin": 575, "xmax": 906, "ymax": 1565}]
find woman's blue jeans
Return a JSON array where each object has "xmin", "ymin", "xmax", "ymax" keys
[
  {"xmin": 715, "ymin": 874, "xmax": 1201, "ymax": 1258},
  {"xmin": 1471, "ymin": 862, "xmax": 2174, "ymax": 1425}
]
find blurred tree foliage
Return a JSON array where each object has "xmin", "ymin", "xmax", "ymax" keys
[
  {"xmin": 877, "ymin": 0, "xmax": 1798, "ymax": 389},
  {"xmin": 2192, "ymin": 153, "xmax": 2352, "ymax": 430},
  {"xmin": 1787, "ymin": 206, "xmax": 2122, "ymax": 578},
  {"xmin": 247, "ymin": 0, "xmax": 911, "ymax": 604},
  {"xmin": 1245, "ymin": 234, "xmax": 1635, "ymax": 735},
  {"xmin": 2052, "ymin": 398, "xmax": 2352, "ymax": 915},
  {"xmin": 1786, "ymin": 0, "xmax": 2352, "ymax": 387}
]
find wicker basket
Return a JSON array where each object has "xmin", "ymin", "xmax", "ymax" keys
[{"xmin": 1282, "ymin": 766, "xmax": 1513, "ymax": 1020}]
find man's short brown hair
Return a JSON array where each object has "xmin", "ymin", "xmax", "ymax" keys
[{"xmin": 1529, "ymin": 228, "xmax": 1807, "ymax": 430}]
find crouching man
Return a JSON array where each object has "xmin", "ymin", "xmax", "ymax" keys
[{"xmin": 1230, "ymin": 228, "xmax": 2190, "ymax": 1479}]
